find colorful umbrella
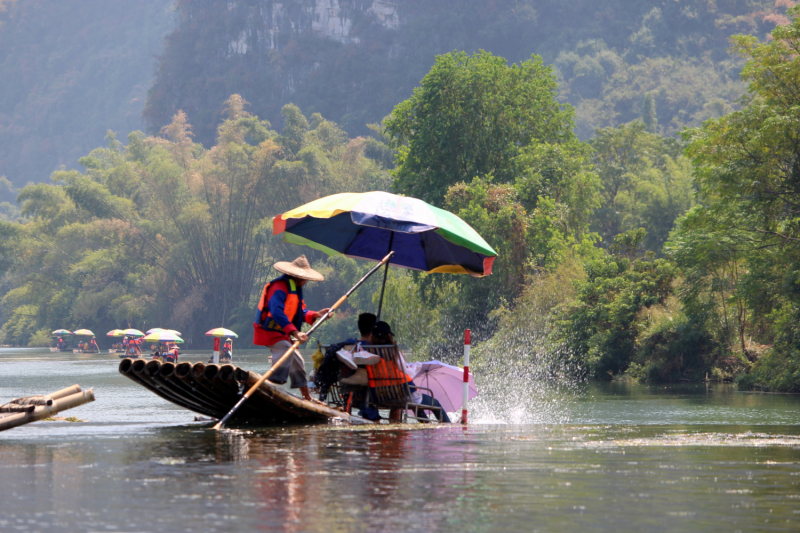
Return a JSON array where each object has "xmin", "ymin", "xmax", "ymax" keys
[
  {"xmin": 273, "ymin": 191, "xmax": 497, "ymax": 277},
  {"xmin": 143, "ymin": 331, "xmax": 184, "ymax": 343},
  {"xmin": 122, "ymin": 328, "xmax": 144, "ymax": 337},
  {"xmin": 409, "ymin": 360, "xmax": 479, "ymax": 413},
  {"xmin": 52, "ymin": 329, "xmax": 72, "ymax": 336},
  {"xmin": 165, "ymin": 329, "xmax": 182, "ymax": 336},
  {"xmin": 73, "ymin": 329, "xmax": 95, "ymax": 336},
  {"xmin": 205, "ymin": 327, "xmax": 238, "ymax": 338},
  {"xmin": 107, "ymin": 329, "xmax": 124, "ymax": 337},
  {"xmin": 146, "ymin": 328, "xmax": 165, "ymax": 335}
]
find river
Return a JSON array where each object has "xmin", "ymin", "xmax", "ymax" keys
[{"xmin": 1, "ymin": 348, "xmax": 799, "ymax": 532}]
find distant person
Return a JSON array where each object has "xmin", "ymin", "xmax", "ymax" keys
[
  {"xmin": 57, "ymin": 337, "xmax": 65, "ymax": 351},
  {"xmin": 253, "ymin": 255, "xmax": 329, "ymax": 403},
  {"xmin": 89, "ymin": 336, "xmax": 98, "ymax": 352},
  {"xmin": 221, "ymin": 338, "xmax": 233, "ymax": 363},
  {"xmin": 164, "ymin": 346, "xmax": 179, "ymax": 363}
]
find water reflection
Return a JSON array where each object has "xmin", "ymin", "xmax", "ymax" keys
[{"xmin": 3, "ymin": 349, "xmax": 800, "ymax": 532}]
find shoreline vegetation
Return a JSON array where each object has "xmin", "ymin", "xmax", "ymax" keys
[{"xmin": 2, "ymin": 4, "xmax": 800, "ymax": 393}]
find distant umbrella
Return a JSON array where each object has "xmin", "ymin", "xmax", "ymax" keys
[
  {"xmin": 143, "ymin": 331, "xmax": 184, "ymax": 343},
  {"xmin": 122, "ymin": 329, "xmax": 144, "ymax": 337},
  {"xmin": 73, "ymin": 329, "xmax": 95, "ymax": 336},
  {"xmin": 146, "ymin": 328, "xmax": 166, "ymax": 335},
  {"xmin": 107, "ymin": 329, "xmax": 124, "ymax": 337},
  {"xmin": 205, "ymin": 328, "xmax": 238, "ymax": 338},
  {"xmin": 52, "ymin": 329, "xmax": 72, "ymax": 336},
  {"xmin": 166, "ymin": 329, "xmax": 182, "ymax": 336}
]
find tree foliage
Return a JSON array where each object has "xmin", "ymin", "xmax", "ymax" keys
[
  {"xmin": 589, "ymin": 121, "xmax": 693, "ymax": 253},
  {"xmin": 386, "ymin": 50, "xmax": 576, "ymax": 206},
  {"xmin": 671, "ymin": 6, "xmax": 800, "ymax": 390},
  {"xmin": 0, "ymin": 97, "xmax": 390, "ymax": 346}
]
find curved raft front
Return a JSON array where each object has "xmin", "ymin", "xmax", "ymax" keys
[{"xmin": 119, "ymin": 358, "xmax": 371, "ymax": 425}]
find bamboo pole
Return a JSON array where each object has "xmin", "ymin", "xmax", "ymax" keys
[
  {"xmin": 0, "ymin": 388, "xmax": 95, "ymax": 432},
  {"xmin": 213, "ymin": 251, "xmax": 395, "ymax": 429}
]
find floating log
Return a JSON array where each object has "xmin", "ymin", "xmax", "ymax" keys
[
  {"xmin": 118, "ymin": 358, "xmax": 371, "ymax": 425},
  {"xmin": 0, "ymin": 386, "xmax": 95, "ymax": 432}
]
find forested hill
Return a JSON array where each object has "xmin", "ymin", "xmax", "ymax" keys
[
  {"xmin": 144, "ymin": 0, "xmax": 785, "ymax": 145},
  {"xmin": 0, "ymin": 1, "xmax": 789, "ymax": 189},
  {"xmin": 0, "ymin": 0, "xmax": 174, "ymax": 191}
]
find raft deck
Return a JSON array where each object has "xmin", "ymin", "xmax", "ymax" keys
[{"xmin": 118, "ymin": 358, "xmax": 371, "ymax": 425}]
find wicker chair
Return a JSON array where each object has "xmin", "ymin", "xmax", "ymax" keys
[{"xmin": 361, "ymin": 344, "xmax": 444, "ymax": 423}]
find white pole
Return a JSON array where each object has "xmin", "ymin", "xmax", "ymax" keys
[{"xmin": 462, "ymin": 329, "xmax": 470, "ymax": 425}]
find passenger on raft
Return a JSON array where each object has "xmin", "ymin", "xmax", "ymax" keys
[
  {"xmin": 357, "ymin": 313, "xmax": 377, "ymax": 349},
  {"xmin": 253, "ymin": 255, "xmax": 329, "ymax": 403},
  {"xmin": 370, "ymin": 321, "xmax": 451, "ymax": 423},
  {"xmin": 88, "ymin": 336, "xmax": 98, "ymax": 352},
  {"xmin": 57, "ymin": 337, "xmax": 65, "ymax": 351}
]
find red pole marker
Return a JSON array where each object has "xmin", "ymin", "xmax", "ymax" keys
[
  {"xmin": 462, "ymin": 329, "xmax": 470, "ymax": 425},
  {"xmin": 213, "ymin": 337, "xmax": 220, "ymax": 364}
]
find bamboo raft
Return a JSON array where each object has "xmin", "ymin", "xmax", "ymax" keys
[
  {"xmin": 0, "ymin": 385, "xmax": 96, "ymax": 432},
  {"xmin": 118, "ymin": 358, "xmax": 371, "ymax": 425}
]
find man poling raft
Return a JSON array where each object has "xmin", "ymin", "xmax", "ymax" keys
[
  {"xmin": 253, "ymin": 255, "xmax": 330, "ymax": 403},
  {"xmin": 212, "ymin": 252, "xmax": 394, "ymax": 429}
]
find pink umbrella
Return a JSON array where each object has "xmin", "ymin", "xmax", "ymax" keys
[{"xmin": 410, "ymin": 360, "xmax": 478, "ymax": 412}]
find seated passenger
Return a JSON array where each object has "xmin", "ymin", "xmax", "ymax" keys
[{"xmin": 369, "ymin": 321, "xmax": 451, "ymax": 423}]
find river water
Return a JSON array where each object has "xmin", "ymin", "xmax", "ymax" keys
[{"xmin": 1, "ymin": 348, "xmax": 799, "ymax": 532}]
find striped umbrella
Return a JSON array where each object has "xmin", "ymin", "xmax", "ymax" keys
[
  {"xmin": 52, "ymin": 329, "xmax": 73, "ymax": 336},
  {"xmin": 122, "ymin": 329, "xmax": 144, "ymax": 337},
  {"xmin": 205, "ymin": 328, "xmax": 238, "ymax": 338},
  {"xmin": 273, "ymin": 191, "xmax": 498, "ymax": 316},
  {"xmin": 273, "ymin": 191, "xmax": 497, "ymax": 276},
  {"xmin": 73, "ymin": 329, "xmax": 95, "ymax": 336},
  {"xmin": 107, "ymin": 329, "xmax": 124, "ymax": 337}
]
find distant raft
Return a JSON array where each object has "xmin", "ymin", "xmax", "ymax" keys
[
  {"xmin": 118, "ymin": 358, "xmax": 372, "ymax": 425},
  {"xmin": 0, "ymin": 385, "xmax": 95, "ymax": 432}
]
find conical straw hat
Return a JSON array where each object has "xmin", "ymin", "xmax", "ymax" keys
[{"xmin": 273, "ymin": 255, "xmax": 324, "ymax": 282}]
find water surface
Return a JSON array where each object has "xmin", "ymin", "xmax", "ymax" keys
[{"xmin": 2, "ymin": 348, "xmax": 799, "ymax": 532}]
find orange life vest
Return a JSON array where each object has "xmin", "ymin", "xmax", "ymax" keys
[
  {"xmin": 366, "ymin": 349, "xmax": 414, "ymax": 388},
  {"xmin": 255, "ymin": 277, "xmax": 305, "ymax": 333}
]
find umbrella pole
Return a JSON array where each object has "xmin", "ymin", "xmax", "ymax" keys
[
  {"xmin": 212, "ymin": 251, "xmax": 395, "ymax": 430},
  {"xmin": 376, "ymin": 232, "xmax": 394, "ymax": 320},
  {"xmin": 462, "ymin": 329, "xmax": 471, "ymax": 424}
]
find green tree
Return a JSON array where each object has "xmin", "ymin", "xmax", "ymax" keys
[
  {"xmin": 642, "ymin": 92, "xmax": 657, "ymax": 133},
  {"xmin": 386, "ymin": 50, "xmax": 577, "ymax": 206},
  {"xmin": 676, "ymin": 7, "xmax": 800, "ymax": 389},
  {"xmin": 566, "ymin": 230, "xmax": 677, "ymax": 378},
  {"xmin": 0, "ymin": 96, "xmax": 391, "ymax": 346},
  {"xmin": 589, "ymin": 121, "xmax": 693, "ymax": 253}
]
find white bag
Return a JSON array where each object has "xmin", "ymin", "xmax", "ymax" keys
[
  {"xmin": 340, "ymin": 367, "xmax": 368, "ymax": 386},
  {"xmin": 336, "ymin": 349, "xmax": 357, "ymax": 370}
]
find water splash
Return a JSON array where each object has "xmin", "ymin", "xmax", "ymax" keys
[{"xmin": 462, "ymin": 306, "xmax": 584, "ymax": 425}]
